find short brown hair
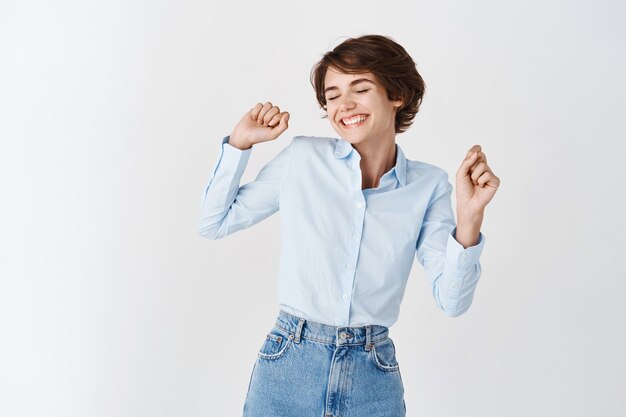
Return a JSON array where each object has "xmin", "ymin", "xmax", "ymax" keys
[{"xmin": 310, "ymin": 34, "xmax": 426, "ymax": 134}]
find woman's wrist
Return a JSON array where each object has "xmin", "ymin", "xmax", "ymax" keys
[
  {"xmin": 455, "ymin": 209, "xmax": 484, "ymax": 248},
  {"xmin": 228, "ymin": 135, "xmax": 252, "ymax": 150}
]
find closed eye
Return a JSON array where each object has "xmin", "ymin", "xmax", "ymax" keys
[{"xmin": 327, "ymin": 89, "xmax": 370, "ymax": 101}]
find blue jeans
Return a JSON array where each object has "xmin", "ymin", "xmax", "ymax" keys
[{"xmin": 243, "ymin": 310, "xmax": 406, "ymax": 417}]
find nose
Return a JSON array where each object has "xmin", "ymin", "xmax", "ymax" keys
[{"xmin": 337, "ymin": 95, "xmax": 356, "ymax": 112}]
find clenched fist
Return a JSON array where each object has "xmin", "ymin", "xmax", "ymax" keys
[
  {"xmin": 229, "ymin": 102, "xmax": 290, "ymax": 150},
  {"xmin": 455, "ymin": 145, "xmax": 500, "ymax": 216}
]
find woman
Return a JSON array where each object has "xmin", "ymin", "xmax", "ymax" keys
[{"xmin": 198, "ymin": 34, "xmax": 500, "ymax": 417}]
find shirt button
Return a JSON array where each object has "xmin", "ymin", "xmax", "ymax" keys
[
  {"xmin": 451, "ymin": 282, "xmax": 460, "ymax": 289},
  {"xmin": 342, "ymin": 294, "xmax": 348, "ymax": 300},
  {"xmin": 461, "ymin": 253, "xmax": 469, "ymax": 261},
  {"xmin": 356, "ymin": 202, "xmax": 363, "ymax": 208},
  {"xmin": 352, "ymin": 232, "xmax": 357, "ymax": 238}
]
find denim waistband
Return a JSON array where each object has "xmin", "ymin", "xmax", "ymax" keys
[{"xmin": 274, "ymin": 310, "xmax": 390, "ymax": 348}]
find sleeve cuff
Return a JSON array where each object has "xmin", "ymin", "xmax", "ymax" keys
[
  {"xmin": 445, "ymin": 226, "xmax": 485, "ymax": 268},
  {"xmin": 222, "ymin": 134, "xmax": 252, "ymax": 155},
  {"xmin": 218, "ymin": 135, "xmax": 252, "ymax": 174}
]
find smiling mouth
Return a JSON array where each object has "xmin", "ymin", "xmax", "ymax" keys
[{"xmin": 340, "ymin": 114, "xmax": 368, "ymax": 128}]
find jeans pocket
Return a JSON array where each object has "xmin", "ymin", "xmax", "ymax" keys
[
  {"xmin": 257, "ymin": 325, "xmax": 294, "ymax": 360},
  {"xmin": 370, "ymin": 337, "xmax": 400, "ymax": 372}
]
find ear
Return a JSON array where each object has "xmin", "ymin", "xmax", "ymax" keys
[{"xmin": 392, "ymin": 98, "xmax": 404, "ymax": 110}]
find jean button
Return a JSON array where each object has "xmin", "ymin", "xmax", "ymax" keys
[{"xmin": 339, "ymin": 331, "xmax": 353, "ymax": 339}]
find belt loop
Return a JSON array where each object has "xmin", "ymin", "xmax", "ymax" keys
[
  {"xmin": 364, "ymin": 325, "xmax": 373, "ymax": 351},
  {"xmin": 294, "ymin": 318, "xmax": 305, "ymax": 344}
]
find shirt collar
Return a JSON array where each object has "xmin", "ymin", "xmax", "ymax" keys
[
  {"xmin": 334, "ymin": 137, "xmax": 354, "ymax": 159},
  {"xmin": 334, "ymin": 137, "xmax": 407, "ymax": 187}
]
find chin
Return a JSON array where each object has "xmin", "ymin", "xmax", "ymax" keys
[
  {"xmin": 332, "ymin": 125, "xmax": 360, "ymax": 141},
  {"xmin": 339, "ymin": 130, "xmax": 368, "ymax": 143}
]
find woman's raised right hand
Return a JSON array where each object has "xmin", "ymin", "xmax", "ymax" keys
[{"xmin": 228, "ymin": 102, "xmax": 290, "ymax": 150}]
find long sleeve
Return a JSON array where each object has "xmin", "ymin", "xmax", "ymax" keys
[
  {"xmin": 415, "ymin": 171, "xmax": 486, "ymax": 317},
  {"xmin": 197, "ymin": 135, "xmax": 294, "ymax": 240}
]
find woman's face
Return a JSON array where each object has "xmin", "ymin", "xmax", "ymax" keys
[{"xmin": 323, "ymin": 66, "xmax": 403, "ymax": 145}]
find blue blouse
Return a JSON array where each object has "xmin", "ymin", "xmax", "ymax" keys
[{"xmin": 198, "ymin": 135, "xmax": 485, "ymax": 327}]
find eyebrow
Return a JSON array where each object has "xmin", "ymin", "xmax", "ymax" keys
[{"xmin": 324, "ymin": 78, "xmax": 374, "ymax": 94}]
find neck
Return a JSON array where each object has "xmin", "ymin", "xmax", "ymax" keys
[{"xmin": 353, "ymin": 138, "xmax": 397, "ymax": 190}]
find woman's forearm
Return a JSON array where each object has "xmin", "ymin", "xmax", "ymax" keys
[{"xmin": 455, "ymin": 209, "xmax": 484, "ymax": 248}]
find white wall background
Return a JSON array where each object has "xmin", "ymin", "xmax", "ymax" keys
[{"xmin": 1, "ymin": 0, "xmax": 625, "ymax": 416}]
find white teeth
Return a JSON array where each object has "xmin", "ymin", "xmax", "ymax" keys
[{"xmin": 342, "ymin": 115, "xmax": 367, "ymax": 125}]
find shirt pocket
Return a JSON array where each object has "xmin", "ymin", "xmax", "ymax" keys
[
  {"xmin": 363, "ymin": 209, "xmax": 420, "ymax": 262},
  {"xmin": 366, "ymin": 207, "xmax": 420, "ymax": 237}
]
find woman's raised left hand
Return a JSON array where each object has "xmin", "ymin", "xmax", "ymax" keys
[{"xmin": 455, "ymin": 145, "xmax": 500, "ymax": 216}]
